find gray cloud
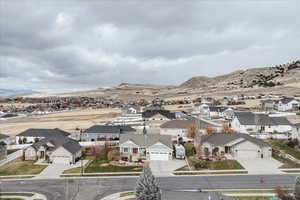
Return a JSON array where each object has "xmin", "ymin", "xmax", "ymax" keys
[{"xmin": 0, "ymin": 0, "xmax": 300, "ymax": 93}]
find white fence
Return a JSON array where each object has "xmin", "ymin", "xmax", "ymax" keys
[
  {"xmin": 7, "ymin": 144, "xmax": 31, "ymax": 150},
  {"xmin": 79, "ymin": 141, "xmax": 119, "ymax": 147}
]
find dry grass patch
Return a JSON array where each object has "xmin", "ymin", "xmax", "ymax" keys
[{"xmin": 0, "ymin": 158, "xmax": 47, "ymax": 175}]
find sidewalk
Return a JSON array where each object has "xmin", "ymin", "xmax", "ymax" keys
[{"xmin": 0, "ymin": 150, "xmax": 22, "ymax": 167}]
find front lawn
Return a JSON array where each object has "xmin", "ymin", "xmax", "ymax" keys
[
  {"xmin": 268, "ymin": 140, "xmax": 300, "ymax": 160},
  {"xmin": 188, "ymin": 158, "xmax": 244, "ymax": 170},
  {"xmin": 84, "ymin": 155, "xmax": 142, "ymax": 173},
  {"xmin": 0, "ymin": 158, "xmax": 47, "ymax": 175},
  {"xmin": 272, "ymin": 151, "xmax": 300, "ymax": 168}
]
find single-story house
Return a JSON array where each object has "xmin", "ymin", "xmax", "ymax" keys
[
  {"xmin": 142, "ymin": 109, "xmax": 176, "ymax": 121},
  {"xmin": 81, "ymin": 125, "xmax": 136, "ymax": 142},
  {"xmin": 261, "ymin": 99, "xmax": 277, "ymax": 111},
  {"xmin": 231, "ymin": 112, "xmax": 293, "ymax": 134},
  {"xmin": 275, "ymin": 98, "xmax": 300, "ymax": 111},
  {"xmin": 160, "ymin": 120, "xmax": 196, "ymax": 139},
  {"xmin": 199, "ymin": 104, "xmax": 232, "ymax": 118},
  {"xmin": 119, "ymin": 134, "xmax": 173, "ymax": 161},
  {"xmin": 200, "ymin": 133, "xmax": 272, "ymax": 159},
  {"xmin": 16, "ymin": 128, "xmax": 70, "ymax": 144},
  {"xmin": 24, "ymin": 137, "xmax": 81, "ymax": 165},
  {"xmin": 121, "ymin": 106, "xmax": 142, "ymax": 115}
]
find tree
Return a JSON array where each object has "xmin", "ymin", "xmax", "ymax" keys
[
  {"xmin": 275, "ymin": 186, "xmax": 294, "ymax": 200},
  {"xmin": 204, "ymin": 126, "xmax": 215, "ymax": 134},
  {"xmin": 221, "ymin": 123, "xmax": 236, "ymax": 134},
  {"xmin": 136, "ymin": 164, "xmax": 161, "ymax": 200},
  {"xmin": 186, "ymin": 123, "xmax": 197, "ymax": 139}
]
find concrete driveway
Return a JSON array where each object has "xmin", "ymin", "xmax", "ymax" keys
[
  {"xmin": 237, "ymin": 158, "xmax": 283, "ymax": 174},
  {"xmin": 149, "ymin": 159, "xmax": 187, "ymax": 177},
  {"xmin": 34, "ymin": 164, "xmax": 70, "ymax": 179}
]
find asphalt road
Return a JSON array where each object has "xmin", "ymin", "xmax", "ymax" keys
[{"xmin": 0, "ymin": 174, "xmax": 298, "ymax": 200}]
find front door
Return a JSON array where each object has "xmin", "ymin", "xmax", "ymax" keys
[{"xmin": 40, "ymin": 151, "xmax": 45, "ymax": 159}]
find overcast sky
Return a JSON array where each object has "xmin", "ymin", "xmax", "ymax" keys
[{"xmin": 0, "ymin": 0, "xmax": 299, "ymax": 93}]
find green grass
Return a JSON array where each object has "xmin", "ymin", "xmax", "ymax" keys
[
  {"xmin": 175, "ymin": 165, "xmax": 189, "ymax": 171},
  {"xmin": 269, "ymin": 140, "xmax": 300, "ymax": 160},
  {"xmin": 272, "ymin": 152, "xmax": 300, "ymax": 168},
  {"xmin": 188, "ymin": 158, "xmax": 244, "ymax": 170},
  {"xmin": 0, "ymin": 176, "xmax": 34, "ymax": 180},
  {"xmin": 120, "ymin": 192, "xmax": 135, "ymax": 197},
  {"xmin": 0, "ymin": 158, "xmax": 47, "ymax": 175},
  {"xmin": 0, "ymin": 198, "xmax": 24, "ymax": 200},
  {"xmin": 84, "ymin": 155, "xmax": 142, "ymax": 173},
  {"xmin": 0, "ymin": 193, "xmax": 34, "ymax": 197},
  {"xmin": 7, "ymin": 149, "xmax": 19, "ymax": 155}
]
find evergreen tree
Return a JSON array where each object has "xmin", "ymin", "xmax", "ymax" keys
[
  {"xmin": 136, "ymin": 164, "xmax": 161, "ymax": 200},
  {"xmin": 295, "ymin": 176, "xmax": 300, "ymax": 200}
]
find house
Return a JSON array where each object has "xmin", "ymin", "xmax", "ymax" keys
[
  {"xmin": 200, "ymin": 133, "xmax": 272, "ymax": 159},
  {"xmin": 198, "ymin": 119, "xmax": 222, "ymax": 133},
  {"xmin": 160, "ymin": 120, "xmax": 196, "ymax": 140},
  {"xmin": 81, "ymin": 125, "xmax": 136, "ymax": 142},
  {"xmin": 24, "ymin": 137, "xmax": 81, "ymax": 165},
  {"xmin": 0, "ymin": 144, "xmax": 7, "ymax": 161},
  {"xmin": 0, "ymin": 133, "xmax": 12, "ymax": 145},
  {"xmin": 199, "ymin": 105, "xmax": 232, "ymax": 118},
  {"xmin": 121, "ymin": 106, "xmax": 142, "ymax": 115},
  {"xmin": 231, "ymin": 112, "xmax": 293, "ymax": 134},
  {"xmin": 261, "ymin": 99, "xmax": 277, "ymax": 111},
  {"xmin": 142, "ymin": 109, "xmax": 176, "ymax": 121},
  {"xmin": 16, "ymin": 128, "xmax": 70, "ymax": 144},
  {"xmin": 119, "ymin": 134, "xmax": 173, "ymax": 161},
  {"xmin": 275, "ymin": 98, "xmax": 300, "ymax": 111},
  {"xmin": 291, "ymin": 123, "xmax": 300, "ymax": 141}
]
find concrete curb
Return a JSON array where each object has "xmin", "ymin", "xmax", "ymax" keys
[{"xmin": 100, "ymin": 191, "xmax": 135, "ymax": 200}]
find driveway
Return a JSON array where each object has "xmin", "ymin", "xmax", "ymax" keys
[
  {"xmin": 149, "ymin": 159, "xmax": 187, "ymax": 177},
  {"xmin": 34, "ymin": 164, "xmax": 70, "ymax": 179},
  {"xmin": 237, "ymin": 158, "xmax": 283, "ymax": 174}
]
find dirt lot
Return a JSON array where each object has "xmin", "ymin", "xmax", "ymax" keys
[{"xmin": 0, "ymin": 108, "xmax": 121, "ymax": 136}]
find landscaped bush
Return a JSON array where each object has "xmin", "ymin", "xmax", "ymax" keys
[
  {"xmin": 107, "ymin": 148, "xmax": 120, "ymax": 161},
  {"xmin": 287, "ymin": 139, "xmax": 299, "ymax": 148},
  {"xmin": 189, "ymin": 159, "xmax": 209, "ymax": 169},
  {"xmin": 184, "ymin": 143, "xmax": 196, "ymax": 157}
]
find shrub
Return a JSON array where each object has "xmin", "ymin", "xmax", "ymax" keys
[{"xmin": 107, "ymin": 149, "xmax": 120, "ymax": 161}]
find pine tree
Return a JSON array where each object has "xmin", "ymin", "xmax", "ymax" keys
[
  {"xmin": 295, "ymin": 176, "xmax": 300, "ymax": 200},
  {"xmin": 136, "ymin": 164, "xmax": 161, "ymax": 200}
]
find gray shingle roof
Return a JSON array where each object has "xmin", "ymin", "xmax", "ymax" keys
[
  {"xmin": 142, "ymin": 109, "xmax": 176, "ymax": 119},
  {"xmin": 234, "ymin": 112, "xmax": 292, "ymax": 126},
  {"xmin": 201, "ymin": 133, "xmax": 270, "ymax": 147},
  {"xmin": 120, "ymin": 134, "xmax": 172, "ymax": 149},
  {"xmin": 160, "ymin": 120, "xmax": 195, "ymax": 129},
  {"xmin": 17, "ymin": 128, "xmax": 70, "ymax": 137},
  {"xmin": 83, "ymin": 125, "xmax": 136, "ymax": 134},
  {"xmin": 31, "ymin": 137, "xmax": 80, "ymax": 154}
]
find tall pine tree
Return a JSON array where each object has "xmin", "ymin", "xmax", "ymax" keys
[{"xmin": 136, "ymin": 164, "xmax": 161, "ymax": 200}]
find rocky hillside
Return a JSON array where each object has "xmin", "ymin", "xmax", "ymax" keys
[{"xmin": 180, "ymin": 60, "xmax": 300, "ymax": 89}]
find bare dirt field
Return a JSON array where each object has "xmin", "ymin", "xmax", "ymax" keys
[{"xmin": 0, "ymin": 108, "xmax": 121, "ymax": 136}]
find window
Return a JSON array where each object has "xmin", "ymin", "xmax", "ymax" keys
[
  {"xmin": 133, "ymin": 148, "xmax": 138, "ymax": 154},
  {"xmin": 123, "ymin": 148, "xmax": 128, "ymax": 153}
]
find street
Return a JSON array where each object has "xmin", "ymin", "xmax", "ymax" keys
[{"xmin": 0, "ymin": 174, "xmax": 298, "ymax": 200}]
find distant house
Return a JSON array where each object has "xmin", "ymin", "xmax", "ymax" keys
[
  {"xmin": 200, "ymin": 133, "xmax": 272, "ymax": 159},
  {"xmin": 24, "ymin": 137, "xmax": 81, "ymax": 165},
  {"xmin": 261, "ymin": 99, "xmax": 277, "ymax": 111},
  {"xmin": 197, "ymin": 104, "xmax": 232, "ymax": 118},
  {"xmin": 81, "ymin": 125, "xmax": 136, "ymax": 142},
  {"xmin": 231, "ymin": 112, "xmax": 293, "ymax": 134},
  {"xmin": 0, "ymin": 133, "xmax": 11, "ymax": 145},
  {"xmin": 119, "ymin": 134, "xmax": 173, "ymax": 161},
  {"xmin": 160, "ymin": 120, "xmax": 196, "ymax": 140},
  {"xmin": 142, "ymin": 109, "xmax": 176, "ymax": 121},
  {"xmin": 16, "ymin": 128, "xmax": 70, "ymax": 144},
  {"xmin": 197, "ymin": 119, "xmax": 222, "ymax": 133},
  {"xmin": 121, "ymin": 106, "xmax": 142, "ymax": 115},
  {"xmin": 275, "ymin": 98, "xmax": 300, "ymax": 111}
]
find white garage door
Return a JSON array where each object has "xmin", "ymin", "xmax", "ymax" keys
[
  {"xmin": 53, "ymin": 156, "xmax": 70, "ymax": 164},
  {"xmin": 236, "ymin": 150, "xmax": 258, "ymax": 159},
  {"xmin": 149, "ymin": 152, "xmax": 169, "ymax": 161}
]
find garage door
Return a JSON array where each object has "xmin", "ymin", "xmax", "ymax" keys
[
  {"xmin": 236, "ymin": 150, "xmax": 258, "ymax": 159},
  {"xmin": 53, "ymin": 156, "xmax": 70, "ymax": 164},
  {"xmin": 149, "ymin": 152, "xmax": 169, "ymax": 161}
]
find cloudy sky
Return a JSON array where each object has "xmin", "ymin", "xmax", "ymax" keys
[{"xmin": 0, "ymin": 0, "xmax": 299, "ymax": 93}]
